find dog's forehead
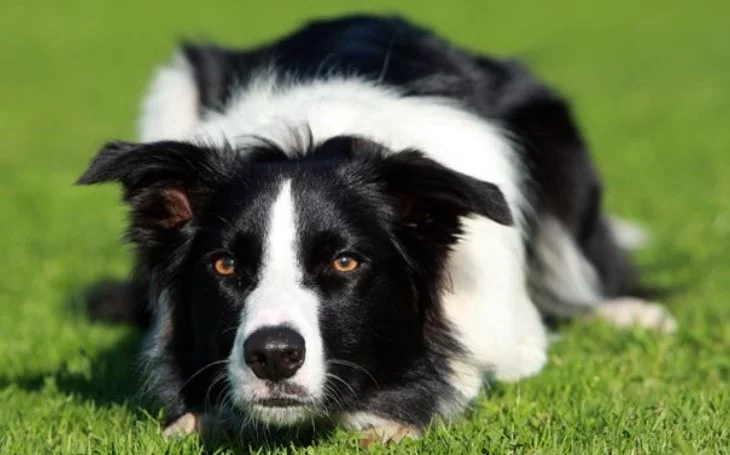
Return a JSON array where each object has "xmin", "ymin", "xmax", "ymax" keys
[
  {"xmin": 236, "ymin": 159, "xmax": 372, "ymax": 221},
  {"xmin": 201, "ymin": 167, "xmax": 350, "ymax": 250},
  {"xmin": 291, "ymin": 172, "xmax": 389, "ymax": 244}
]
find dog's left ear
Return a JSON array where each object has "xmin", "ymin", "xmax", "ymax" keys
[
  {"xmin": 77, "ymin": 140, "xmax": 233, "ymax": 230},
  {"xmin": 376, "ymin": 150, "xmax": 513, "ymax": 235}
]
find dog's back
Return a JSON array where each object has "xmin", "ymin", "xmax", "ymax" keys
[{"xmin": 137, "ymin": 15, "xmax": 662, "ymax": 322}]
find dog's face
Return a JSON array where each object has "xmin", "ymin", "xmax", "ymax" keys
[{"xmin": 78, "ymin": 135, "xmax": 512, "ymax": 425}]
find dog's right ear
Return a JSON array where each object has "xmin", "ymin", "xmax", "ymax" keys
[{"xmin": 77, "ymin": 140, "xmax": 234, "ymax": 231}]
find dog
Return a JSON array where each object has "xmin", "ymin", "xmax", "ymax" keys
[{"xmin": 78, "ymin": 15, "xmax": 676, "ymax": 444}]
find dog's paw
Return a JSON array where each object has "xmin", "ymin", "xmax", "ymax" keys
[
  {"xmin": 594, "ymin": 298, "xmax": 678, "ymax": 333},
  {"xmin": 162, "ymin": 412, "xmax": 202, "ymax": 438},
  {"xmin": 359, "ymin": 422, "xmax": 420, "ymax": 447},
  {"xmin": 341, "ymin": 412, "xmax": 420, "ymax": 447}
]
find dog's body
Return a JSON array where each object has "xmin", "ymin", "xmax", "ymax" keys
[{"xmin": 80, "ymin": 15, "xmax": 675, "ymax": 443}]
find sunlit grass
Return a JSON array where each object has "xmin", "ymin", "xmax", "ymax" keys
[{"xmin": 0, "ymin": 1, "xmax": 727, "ymax": 453}]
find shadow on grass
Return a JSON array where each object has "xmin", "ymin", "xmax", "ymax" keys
[
  {"xmin": 0, "ymin": 289, "xmax": 335, "ymax": 454},
  {"xmin": 0, "ymin": 324, "xmax": 148, "ymax": 412}
]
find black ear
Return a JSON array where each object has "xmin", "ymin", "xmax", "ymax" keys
[
  {"xmin": 77, "ymin": 140, "xmax": 232, "ymax": 230},
  {"xmin": 376, "ymin": 150, "xmax": 514, "ymax": 234}
]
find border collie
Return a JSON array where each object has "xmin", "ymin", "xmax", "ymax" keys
[{"xmin": 78, "ymin": 15, "xmax": 676, "ymax": 444}]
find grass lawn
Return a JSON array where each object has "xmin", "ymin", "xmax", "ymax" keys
[{"xmin": 1, "ymin": 1, "xmax": 728, "ymax": 453}]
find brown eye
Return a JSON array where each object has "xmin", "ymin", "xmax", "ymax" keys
[
  {"xmin": 333, "ymin": 255, "xmax": 359, "ymax": 273},
  {"xmin": 213, "ymin": 255, "xmax": 236, "ymax": 276}
]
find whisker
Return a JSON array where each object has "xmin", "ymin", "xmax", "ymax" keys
[
  {"xmin": 315, "ymin": 52, "xmax": 336, "ymax": 79},
  {"xmin": 378, "ymin": 31, "xmax": 397, "ymax": 83},
  {"xmin": 327, "ymin": 359, "xmax": 380, "ymax": 388},
  {"xmin": 221, "ymin": 326, "xmax": 240, "ymax": 335},
  {"xmin": 203, "ymin": 370, "xmax": 230, "ymax": 412},
  {"xmin": 326, "ymin": 372, "xmax": 358, "ymax": 401},
  {"xmin": 322, "ymin": 382, "xmax": 349, "ymax": 413},
  {"xmin": 177, "ymin": 359, "xmax": 229, "ymax": 395}
]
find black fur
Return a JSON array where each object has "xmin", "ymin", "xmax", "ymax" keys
[
  {"xmin": 85, "ymin": 279, "xmax": 150, "ymax": 326},
  {"xmin": 79, "ymin": 15, "xmax": 648, "ymax": 437}
]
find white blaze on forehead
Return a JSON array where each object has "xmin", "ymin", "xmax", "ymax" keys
[
  {"xmin": 242, "ymin": 179, "xmax": 319, "ymax": 335},
  {"xmin": 228, "ymin": 178, "xmax": 326, "ymax": 411}
]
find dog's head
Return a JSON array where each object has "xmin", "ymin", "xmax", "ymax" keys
[{"xmin": 78, "ymin": 135, "xmax": 512, "ymax": 425}]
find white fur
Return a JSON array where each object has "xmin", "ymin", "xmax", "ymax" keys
[
  {"xmin": 227, "ymin": 180, "xmax": 325, "ymax": 424},
  {"xmin": 190, "ymin": 74, "xmax": 526, "ymax": 226},
  {"xmin": 339, "ymin": 412, "xmax": 420, "ymax": 442},
  {"xmin": 594, "ymin": 298, "xmax": 677, "ymax": 333},
  {"xmin": 141, "ymin": 284, "xmax": 175, "ymax": 395},
  {"xmin": 529, "ymin": 215, "xmax": 603, "ymax": 316},
  {"xmin": 609, "ymin": 216, "xmax": 652, "ymax": 251},
  {"xmin": 162, "ymin": 412, "xmax": 199, "ymax": 438},
  {"xmin": 434, "ymin": 217, "xmax": 553, "ymax": 419},
  {"xmin": 442, "ymin": 217, "xmax": 548, "ymax": 407},
  {"xmin": 139, "ymin": 52, "xmax": 200, "ymax": 141},
  {"xmin": 437, "ymin": 358, "xmax": 484, "ymax": 419},
  {"xmin": 339, "ymin": 411, "xmax": 391, "ymax": 430}
]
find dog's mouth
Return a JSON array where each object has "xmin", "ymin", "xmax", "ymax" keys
[
  {"xmin": 241, "ymin": 381, "xmax": 320, "ymax": 425},
  {"xmin": 246, "ymin": 392, "xmax": 318, "ymax": 425},
  {"xmin": 253, "ymin": 397, "xmax": 308, "ymax": 408}
]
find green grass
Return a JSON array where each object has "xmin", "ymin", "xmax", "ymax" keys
[{"xmin": 1, "ymin": 1, "xmax": 728, "ymax": 453}]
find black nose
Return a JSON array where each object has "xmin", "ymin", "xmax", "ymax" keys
[{"xmin": 243, "ymin": 327, "xmax": 306, "ymax": 381}]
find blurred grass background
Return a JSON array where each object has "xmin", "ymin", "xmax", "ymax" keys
[{"xmin": 0, "ymin": 1, "xmax": 728, "ymax": 453}]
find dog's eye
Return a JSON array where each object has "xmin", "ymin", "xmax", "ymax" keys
[
  {"xmin": 333, "ymin": 255, "xmax": 359, "ymax": 273},
  {"xmin": 213, "ymin": 255, "xmax": 236, "ymax": 276}
]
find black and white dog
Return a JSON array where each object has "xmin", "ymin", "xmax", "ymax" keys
[{"xmin": 79, "ymin": 15, "xmax": 676, "ymax": 444}]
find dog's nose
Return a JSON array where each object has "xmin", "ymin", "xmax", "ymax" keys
[{"xmin": 243, "ymin": 327, "xmax": 306, "ymax": 381}]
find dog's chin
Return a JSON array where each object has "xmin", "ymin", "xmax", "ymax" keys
[
  {"xmin": 247, "ymin": 400, "xmax": 315, "ymax": 426},
  {"xmin": 249, "ymin": 404, "xmax": 313, "ymax": 426},
  {"xmin": 234, "ymin": 382, "xmax": 320, "ymax": 426},
  {"xmin": 227, "ymin": 360, "xmax": 325, "ymax": 426}
]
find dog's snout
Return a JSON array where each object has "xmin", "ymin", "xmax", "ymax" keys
[{"xmin": 243, "ymin": 327, "xmax": 306, "ymax": 381}]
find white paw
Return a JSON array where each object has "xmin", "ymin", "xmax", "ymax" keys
[
  {"xmin": 594, "ymin": 298, "xmax": 677, "ymax": 333},
  {"xmin": 360, "ymin": 423, "xmax": 420, "ymax": 447},
  {"xmin": 608, "ymin": 216, "xmax": 652, "ymax": 251},
  {"xmin": 340, "ymin": 412, "xmax": 421, "ymax": 446},
  {"xmin": 162, "ymin": 412, "xmax": 201, "ymax": 438}
]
